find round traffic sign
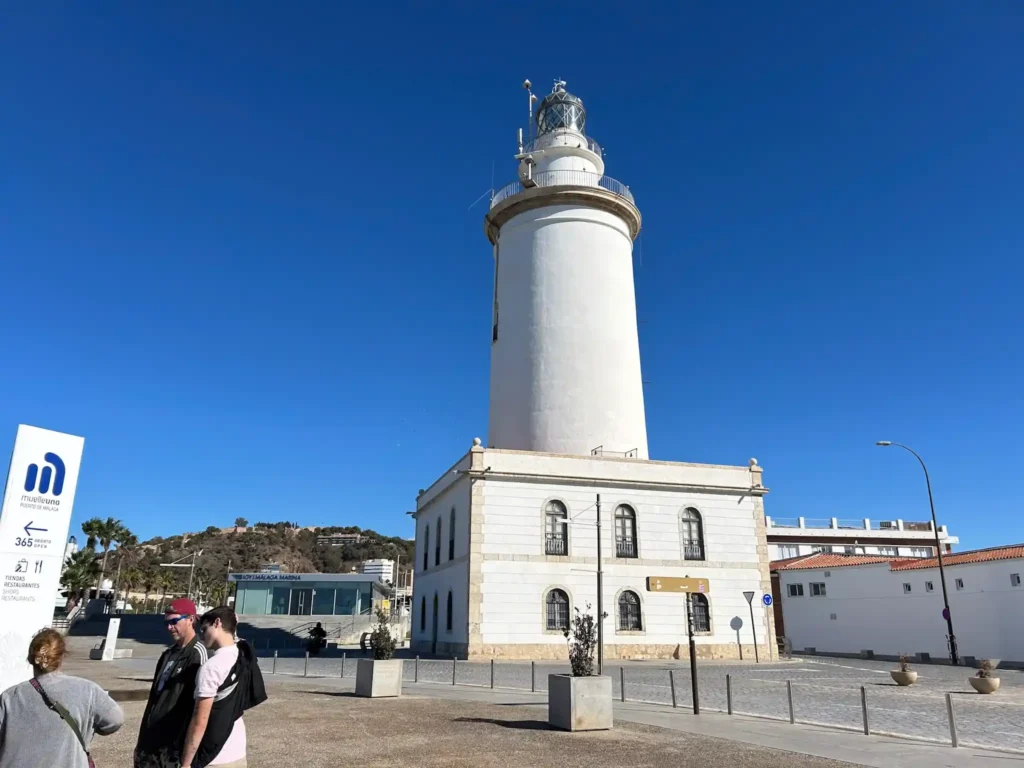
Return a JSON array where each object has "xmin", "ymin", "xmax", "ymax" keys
[
  {"xmin": 942, "ymin": 607, "xmax": 950, "ymax": 621},
  {"xmin": 762, "ymin": 594, "xmax": 773, "ymax": 607}
]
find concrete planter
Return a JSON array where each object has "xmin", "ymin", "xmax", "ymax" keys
[
  {"xmin": 890, "ymin": 671, "xmax": 918, "ymax": 686},
  {"xmin": 355, "ymin": 659, "xmax": 404, "ymax": 698},
  {"xmin": 548, "ymin": 674, "xmax": 613, "ymax": 732},
  {"xmin": 969, "ymin": 677, "xmax": 1000, "ymax": 694}
]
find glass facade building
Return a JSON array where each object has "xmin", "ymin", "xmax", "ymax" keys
[{"xmin": 229, "ymin": 573, "xmax": 387, "ymax": 617}]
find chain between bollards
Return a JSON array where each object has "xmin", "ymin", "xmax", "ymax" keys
[
  {"xmin": 860, "ymin": 686, "xmax": 869, "ymax": 735},
  {"xmin": 620, "ymin": 666, "xmax": 626, "ymax": 703},
  {"xmin": 787, "ymin": 680, "xmax": 795, "ymax": 724},
  {"xmin": 946, "ymin": 693, "xmax": 958, "ymax": 748},
  {"xmin": 669, "ymin": 670, "xmax": 677, "ymax": 708},
  {"xmin": 726, "ymin": 674, "xmax": 732, "ymax": 715}
]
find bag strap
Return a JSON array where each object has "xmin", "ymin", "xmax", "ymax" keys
[{"xmin": 30, "ymin": 678, "xmax": 92, "ymax": 757}]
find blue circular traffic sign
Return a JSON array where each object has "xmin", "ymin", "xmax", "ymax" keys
[{"xmin": 762, "ymin": 594, "xmax": 773, "ymax": 607}]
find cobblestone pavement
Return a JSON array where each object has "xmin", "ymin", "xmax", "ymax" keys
[{"xmin": 256, "ymin": 652, "xmax": 1024, "ymax": 753}]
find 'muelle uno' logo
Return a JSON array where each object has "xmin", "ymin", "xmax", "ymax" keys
[{"xmin": 24, "ymin": 453, "xmax": 66, "ymax": 496}]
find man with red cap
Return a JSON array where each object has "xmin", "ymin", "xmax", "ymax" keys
[{"xmin": 134, "ymin": 598, "xmax": 208, "ymax": 768}]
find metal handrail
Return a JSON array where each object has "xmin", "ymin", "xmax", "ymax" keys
[
  {"xmin": 522, "ymin": 130, "xmax": 602, "ymax": 157},
  {"xmin": 491, "ymin": 169, "xmax": 634, "ymax": 208}
]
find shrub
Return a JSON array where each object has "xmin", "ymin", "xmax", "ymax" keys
[
  {"xmin": 897, "ymin": 654, "xmax": 912, "ymax": 673},
  {"xmin": 976, "ymin": 659, "xmax": 998, "ymax": 678},
  {"xmin": 563, "ymin": 604, "xmax": 598, "ymax": 677},
  {"xmin": 369, "ymin": 608, "xmax": 396, "ymax": 661}
]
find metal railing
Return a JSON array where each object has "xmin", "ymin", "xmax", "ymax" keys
[
  {"xmin": 522, "ymin": 130, "xmax": 602, "ymax": 157},
  {"xmin": 616, "ymin": 538, "xmax": 638, "ymax": 558},
  {"xmin": 545, "ymin": 534, "xmax": 567, "ymax": 556},
  {"xmin": 682, "ymin": 543, "xmax": 705, "ymax": 561},
  {"xmin": 491, "ymin": 170, "xmax": 635, "ymax": 208},
  {"xmin": 255, "ymin": 656, "xmax": 1022, "ymax": 754}
]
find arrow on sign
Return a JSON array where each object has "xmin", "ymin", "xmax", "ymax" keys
[{"xmin": 23, "ymin": 522, "xmax": 48, "ymax": 536}]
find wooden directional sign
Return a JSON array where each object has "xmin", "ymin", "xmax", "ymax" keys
[{"xmin": 646, "ymin": 576, "xmax": 710, "ymax": 594}]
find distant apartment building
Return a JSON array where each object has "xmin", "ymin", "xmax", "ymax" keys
[
  {"xmin": 317, "ymin": 532, "xmax": 363, "ymax": 547},
  {"xmin": 765, "ymin": 515, "xmax": 958, "ymax": 561},
  {"xmin": 361, "ymin": 559, "xmax": 395, "ymax": 584}
]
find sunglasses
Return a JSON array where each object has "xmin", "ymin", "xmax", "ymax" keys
[{"xmin": 165, "ymin": 615, "xmax": 190, "ymax": 627}]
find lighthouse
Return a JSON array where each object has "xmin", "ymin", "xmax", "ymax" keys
[{"xmin": 485, "ymin": 80, "xmax": 648, "ymax": 459}]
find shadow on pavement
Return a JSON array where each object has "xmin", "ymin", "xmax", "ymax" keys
[{"xmin": 454, "ymin": 716, "xmax": 551, "ymax": 731}]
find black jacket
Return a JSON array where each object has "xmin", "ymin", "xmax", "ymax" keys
[
  {"xmin": 192, "ymin": 640, "xmax": 266, "ymax": 768},
  {"xmin": 134, "ymin": 636, "xmax": 208, "ymax": 768}
]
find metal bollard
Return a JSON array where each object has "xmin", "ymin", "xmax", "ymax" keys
[
  {"xmin": 620, "ymin": 667, "xmax": 626, "ymax": 703},
  {"xmin": 304, "ymin": 651, "xmax": 309, "ymax": 677},
  {"xmin": 272, "ymin": 650, "xmax": 278, "ymax": 675},
  {"xmin": 669, "ymin": 670, "xmax": 677, "ymax": 708},
  {"xmin": 490, "ymin": 659, "xmax": 495, "ymax": 689},
  {"xmin": 787, "ymin": 680, "xmax": 795, "ymax": 724},
  {"xmin": 945, "ymin": 693, "xmax": 958, "ymax": 748},
  {"xmin": 415, "ymin": 655, "xmax": 419, "ymax": 683},
  {"xmin": 531, "ymin": 661, "xmax": 536, "ymax": 693},
  {"xmin": 726, "ymin": 674, "xmax": 733, "ymax": 715},
  {"xmin": 452, "ymin": 657, "xmax": 457, "ymax": 685},
  {"xmin": 341, "ymin": 653, "xmax": 346, "ymax": 678},
  {"xmin": 860, "ymin": 686, "xmax": 869, "ymax": 735}
]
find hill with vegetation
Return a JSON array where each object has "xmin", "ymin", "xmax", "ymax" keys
[{"xmin": 61, "ymin": 517, "xmax": 414, "ymax": 612}]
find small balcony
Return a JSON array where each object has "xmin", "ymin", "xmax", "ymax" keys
[
  {"xmin": 616, "ymin": 537, "xmax": 637, "ymax": 559},
  {"xmin": 683, "ymin": 543, "xmax": 705, "ymax": 561},
  {"xmin": 491, "ymin": 169, "xmax": 635, "ymax": 209},
  {"xmin": 545, "ymin": 534, "xmax": 568, "ymax": 556}
]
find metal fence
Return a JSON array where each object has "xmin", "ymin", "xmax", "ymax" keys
[
  {"xmin": 255, "ymin": 654, "xmax": 1024, "ymax": 755},
  {"xmin": 490, "ymin": 170, "xmax": 635, "ymax": 208}
]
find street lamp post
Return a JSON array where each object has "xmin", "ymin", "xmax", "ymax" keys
[{"xmin": 876, "ymin": 441, "xmax": 959, "ymax": 665}]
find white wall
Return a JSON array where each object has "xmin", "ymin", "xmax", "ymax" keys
[
  {"xmin": 488, "ymin": 203, "xmax": 648, "ymax": 459},
  {"xmin": 411, "ymin": 476, "xmax": 471, "ymax": 650},
  {"xmin": 477, "ymin": 477, "xmax": 768, "ymax": 650},
  {"xmin": 779, "ymin": 559, "xmax": 1024, "ymax": 661}
]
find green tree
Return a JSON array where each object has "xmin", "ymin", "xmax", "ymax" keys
[
  {"xmin": 156, "ymin": 571, "xmax": 176, "ymax": 614},
  {"xmin": 82, "ymin": 517, "xmax": 127, "ymax": 593},
  {"xmin": 60, "ymin": 549, "xmax": 99, "ymax": 611},
  {"xmin": 234, "ymin": 517, "xmax": 248, "ymax": 531},
  {"xmin": 120, "ymin": 566, "xmax": 143, "ymax": 612}
]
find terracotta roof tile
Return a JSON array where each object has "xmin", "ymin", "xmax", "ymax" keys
[
  {"xmin": 889, "ymin": 545, "xmax": 1024, "ymax": 571},
  {"xmin": 770, "ymin": 553, "xmax": 894, "ymax": 571}
]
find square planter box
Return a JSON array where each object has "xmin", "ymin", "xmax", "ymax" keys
[
  {"xmin": 548, "ymin": 674, "xmax": 613, "ymax": 731},
  {"xmin": 356, "ymin": 659, "xmax": 404, "ymax": 698}
]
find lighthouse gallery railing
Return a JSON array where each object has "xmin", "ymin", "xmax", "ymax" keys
[{"xmin": 491, "ymin": 170, "xmax": 635, "ymax": 208}]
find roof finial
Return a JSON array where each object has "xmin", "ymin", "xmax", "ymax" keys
[{"xmin": 553, "ymin": 78, "xmax": 566, "ymax": 93}]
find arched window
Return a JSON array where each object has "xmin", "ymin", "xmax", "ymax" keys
[
  {"xmin": 691, "ymin": 593, "xmax": 711, "ymax": 633},
  {"xmin": 618, "ymin": 590, "xmax": 642, "ymax": 631},
  {"xmin": 614, "ymin": 504, "xmax": 638, "ymax": 558},
  {"xmin": 420, "ymin": 596, "xmax": 426, "ymax": 631},
  {"xmin": 545, "ymin": 588, "xmax": 570, "ymax": 631},
  {"xmin": 680, "ymin": 508, "xmax": 705, "ymax": 561},
  {"xmin": 449, "ymin": 507, "xmax": 456, "ymax": 560},
  {"xmin": 446, "ymin": 590, "xmax": 453, "ymax": 631},
  {"xmin": 545, "ymin": 500, "xmax": 568, "ymax": 556},
  {"xmin": 435, "ymin": 516, "xmax": 442, "ymax": 566},
  {"xmin": 423, "ymin": 525, "xmax": 430, "ymax": 571}
]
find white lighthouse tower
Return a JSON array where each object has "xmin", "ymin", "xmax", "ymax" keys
[{"xmin": 485, "ymin": 80, "xmax": 648, "ymax": 459}]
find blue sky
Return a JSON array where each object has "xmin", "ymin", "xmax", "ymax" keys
[{"xmin": 1, "ymin": 2, "xmax": 1021, "ymax": 549}]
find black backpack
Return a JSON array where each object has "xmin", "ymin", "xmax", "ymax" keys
[{"xmin": 192, "ymin": 641, "xmax": 267, "ymax": 767}]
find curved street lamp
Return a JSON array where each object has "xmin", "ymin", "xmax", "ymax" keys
[{"xmin": 876, "ymin": 441, "xmax": 959, "ymax": 665}]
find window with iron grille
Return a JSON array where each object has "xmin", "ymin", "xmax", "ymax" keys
[
  {"xmin": 691, "ymin": 593, "xmax": 711, "ymax": 633},
  {"xmin": 423, "ymin": 526, "xmax": 430, "ymax": 571},
  {"xmin": 618, "ymin": 590, "xmax": 642, "ymax": 631},
  {"xmin": 545, "ymin": 589, "xmax": 570, "ymax": 631},
  {"xmin": 446, "ymin": 590, "xmax": 453, "ymax": 631},
  {"xmin": 545, "ymin": 500, "xmax": 568, "ymax": 556},
  {"xmin": 435, "ymin": 516, "xmax": 442, "ymax": 566},
  {"xmin": 680, "ymin": 508, "xmax": 705, "ymax": 561},
  {"xmin": 449, "ymin": 507, "xmax": 456, "ymax": 560},
  {"xmin": 615, "ymin": 504, "xmax": 638, "ymax": 558}
]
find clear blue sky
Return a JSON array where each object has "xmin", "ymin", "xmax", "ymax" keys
[{"xmin": 2, "ymin": 3, "xmax": 1021, "ymax": 549}]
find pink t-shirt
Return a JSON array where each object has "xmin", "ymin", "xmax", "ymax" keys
[{"xmin": 194, "ymin": 644, "xmax": 246, "ymax": 765}]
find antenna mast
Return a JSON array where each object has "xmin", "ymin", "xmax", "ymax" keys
[{"xmin": 523, "ymin": 79, "xmax": 535, "ymax": 140}]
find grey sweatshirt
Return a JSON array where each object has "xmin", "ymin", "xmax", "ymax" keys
[{"xmin": 0, "ymin": 672, "xmax": 124, "ymax": 768}]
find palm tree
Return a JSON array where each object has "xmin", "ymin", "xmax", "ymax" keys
[
  {"xmin": 142, "ymin": 574, "xmax": 157, "ymax": 614},
  {"xmin": 91, "ymin": 517, "xmax": 126, "ymax": 594},
  {"xmin": 157, "ymin": 571, "xmax": 176, "ymax": 614},
  {"xmin": 119, "ymin": 567, "xmax": 143, "ymax": 612},
  {"xmin": 110, "ymin": 531, "xmax": 138, "ymax": 605},
  {"xmin": 61, "ymin": 550, "xmax": 99, "ymax": 611}
]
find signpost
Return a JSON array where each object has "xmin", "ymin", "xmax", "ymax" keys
[
  {"xmin": 743, "ymin": 591, "xmax": 760, "ymax": 663},
  {"xmin": 649, "ymin": 576, "xmax": 710, "ymax": 715},
  {"xmin": 0, "ymin": 425, "xmax": 85, "ymax": 693}
]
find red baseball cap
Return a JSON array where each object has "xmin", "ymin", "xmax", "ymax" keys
[{"xmin": 165, "ymin": 598, "xmax": 197, "ymax": 617}]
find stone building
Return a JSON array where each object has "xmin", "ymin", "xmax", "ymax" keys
[{"xmin": 411, "ymin": 80, "xmax": 774, "ymax": 660}]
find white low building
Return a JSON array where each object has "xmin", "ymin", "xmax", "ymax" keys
[
  {"xmin": 411, "ymin": 80, "xmax": 773, "ymax": 661},
  {"xmin": 772, "ymin": 546, "xmax": 1024, "ymax": 664},
  {"xmin": 765, "ymin": 516, "xmax": 958, "ymax": 561}
]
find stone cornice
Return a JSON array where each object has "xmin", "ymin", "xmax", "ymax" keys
[{"xmin": 484, "ymin": 185, "xmax": 642, "ymax": 244}]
